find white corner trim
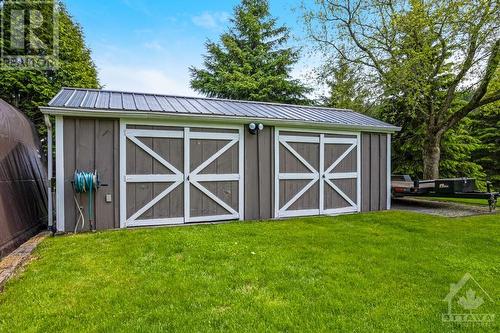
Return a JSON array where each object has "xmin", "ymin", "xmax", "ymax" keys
[
  {"xmin": 387, "ymin": 133, "xmax": 392, "ymax": 210},
  {"xmin": 274, "ymin": 128, "xmax": 280, "ymax": 219},
  {"xmin": 119, "ymin": 120, "xmax": 127, "ymax": 228},
  {"xmin": 319, "ymin": 134, "xmax": 325, "ymax": 214},
  {"xmin": 183, "ymin": 127, "xmax": 190, "ymax": 223},
  {"xmin": 55, "ymin": 116, "xmax": 65, "ymax": 232},
  {"xmin": 238, "ymin": 125, "xmax": 245, "ymax": 221},
  {"xmin": 357, "ymin": 132, "xmax": 362, "ymax": 213}
]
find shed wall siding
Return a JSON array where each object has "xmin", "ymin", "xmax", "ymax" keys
[
  {"xmin": 63, "ymin": 117, "xmax": 120, "ymax": 231},
  {"xmin": 244, "ymin": 126, "xmax": 274, "ymax": 220},
  {"xmin": 361, "ymin": 132, "xmax": 388, "ymax": 212},
  {"xmin": 60, "ymin": 117, "xmax": 390, "ymax": 230}
]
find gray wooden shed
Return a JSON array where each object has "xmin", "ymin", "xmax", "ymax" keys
[{"xmin": 41, "ymin": 88, "xmax": 400, "ymax": 232}]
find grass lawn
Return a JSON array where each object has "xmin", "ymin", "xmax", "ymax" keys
[
  {"xmin": 414, "ymin": 196, "xmax": 493, "ymax": 207},
  {"xmin": 0, "ymin": 211, "xmax": 498, "ymax": 332}
]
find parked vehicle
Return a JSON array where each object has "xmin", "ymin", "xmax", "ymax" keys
[{"xmin": 391, "ymin": 175, "xmax": 498, "ymax": 212}]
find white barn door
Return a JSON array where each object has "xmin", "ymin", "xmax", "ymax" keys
[
  {"xmin": 275, "ymin": 129, "xmax": 360, "ymax": 218},
  {"xmin": 185, "ymin": 129, "xmax": 244, "ymax": 223},
  {"xmin": 122, "ymin": 125, "xmax": 244, "ymax": 227},
  {"xmin": 322, "ymin": 136, "xmax": 359, "ymax": 214}
]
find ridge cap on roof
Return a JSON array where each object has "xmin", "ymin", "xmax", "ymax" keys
[{"xmin": 59, "ymin": 87, "xmax": 355, "ymax": 113}]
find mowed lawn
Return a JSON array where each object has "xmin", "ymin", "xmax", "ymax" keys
[{"xmin": 0, "ymin": 211, "xmax": 498, "ymax": 332}]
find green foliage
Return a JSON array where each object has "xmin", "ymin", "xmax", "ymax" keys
[
  {"xmin": 190, "ymin": 0, "xmax": 310, "ymax": 104},
  {"xmin": 0, "ymin": 1, "xmax": 99, "ymax": 141},
  {"xmin": 320, "ymin": 57, "xmax": 370, "ymax": 112},
  {"xmin": 469, "ymin": 78, "xmax": 500, "ymax": 189},
  {"xmin": 384, "ymin": 99, "xmax": 487, "ymax": 185},
  {"xmin": 304, "ymin": 0, "xmax": 500, "ymax": 179},
  {"xmin": 440, "ymin": 118, "xmax": 485, "ymax": 181},
  {"xmin": 377, "ymin": 97, "xmax": 424, "ymax": 177}
]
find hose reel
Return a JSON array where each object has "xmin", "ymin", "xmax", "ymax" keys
[{"xmin": 72, "ymin": 170, "xmax": 104, "ymax": 232}]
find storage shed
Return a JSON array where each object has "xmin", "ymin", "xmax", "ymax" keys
[{"xmin": 41, "ymin": 88, "xmax": 400, "ymax": 232}]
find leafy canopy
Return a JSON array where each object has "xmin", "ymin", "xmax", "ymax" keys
[
  {"xmin": 304, "ymin": 0, "xmax": 499, "ymax": 179},
  {"xmin": 319, "ymin": 57, "xmax": 370, "ymax": 112},
  {"xmin": 0, "ymin": 0, "xmax": 99, "ymax": 140},
  {"xmin": 190, "ymin": 0, "xmax": 311, "ymax": 104}
]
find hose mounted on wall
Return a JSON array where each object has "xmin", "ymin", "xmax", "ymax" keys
[{"xmin": 72, "ymin": 170, "xmax": 102, "ymax": 232}]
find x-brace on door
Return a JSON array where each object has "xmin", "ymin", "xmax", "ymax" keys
[{"xmin": 123, "ymin": 126, "xmax": 244, "ymax": 227}]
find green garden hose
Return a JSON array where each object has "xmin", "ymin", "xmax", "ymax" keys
[{"xmin": 73, "ymin": 170, "xmax": 98, "ymax": 231}]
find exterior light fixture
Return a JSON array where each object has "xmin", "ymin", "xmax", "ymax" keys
[{"xmin": 248, "ymin": 122, "xmax": 264, "ymax": 135}]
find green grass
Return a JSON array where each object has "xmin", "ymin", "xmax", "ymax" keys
[
  {"xmin": 0, "ymin": 211, "xmax": 498, "ymax": 332},
  {"xmin": 415, "ymin": 196, "xmax": 492, "ymax": 206}
]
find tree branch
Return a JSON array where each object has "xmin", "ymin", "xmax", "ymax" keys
[
  {"xmin": 476, "ymin": 89, "xmax": 500, "ymax": 107},
  {"xmin": 439, "ymin": 3, "xmax": 493, "ymax": 115},
  {"xmin": 339, "ymin": 1, "xmax": 388, "ymax": 76},
  {"xmin": 441, "ymin": 39, "xmax": 499, "ymax": 132}
]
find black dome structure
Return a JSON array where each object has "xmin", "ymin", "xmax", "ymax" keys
[{"xmin": 0, "ymin": 99, "xmax": 47, "ymax": 257}]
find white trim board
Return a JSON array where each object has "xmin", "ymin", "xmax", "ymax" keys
[
  {"xmin": 387, "ymin": 134, "xmax": 392, "ymax": 210},
  {"xmin": 119, "ymin": 120, "xmax": 127, "ymax": 228},
  {"xmin": 55, "ymin": 116, "xmax": 65, "ymax": 232}
]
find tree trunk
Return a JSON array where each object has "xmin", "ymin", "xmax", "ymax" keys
[{"xmin": 423, "ymin": 132, "xmax": 442, "ymax": 180}]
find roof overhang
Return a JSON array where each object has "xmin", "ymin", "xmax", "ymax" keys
[{"xmin": 40, "ymin": 106, "xmax": 401, "ymax": 133}]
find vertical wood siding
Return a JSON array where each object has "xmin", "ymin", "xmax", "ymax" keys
[
  {"xmin": 61, "ymin": 118, "xmax": 390, "ymax": 230},
  {"xmin": 244, "ymin": 126, "xmax": 274, "ymax": 220},
  {"xmin": 63, "ymin": 117, "xmax": 120, "ymax": 231},
  {"xmin": 361, "ymin": 132, "xmax": 388, "ymax": 211}
]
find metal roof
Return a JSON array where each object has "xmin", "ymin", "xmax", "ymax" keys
[{"xmin": 45, "ymin": 88, "xmax": 400, "ymax": 132}]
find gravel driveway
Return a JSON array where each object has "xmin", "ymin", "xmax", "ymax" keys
[{"xmin": 391, "ymin": 197, "xmax": 497, "ymax": 217}]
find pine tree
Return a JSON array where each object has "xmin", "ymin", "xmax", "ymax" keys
[
  {"xmin": 321, "ymin": 57, "xmax": 369, "ymax": 112},
  {"xmin": 0, "ymin": 1, "xmax": 99, "ymax": 139},
  {"xmin": 190, "ymin": 0, "xmax": 310, "ymax": 104}
]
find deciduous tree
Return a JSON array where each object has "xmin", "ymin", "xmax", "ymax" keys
[
  {"xmin": 304, "ymin": 0, "xmax": 499, "ymax": 179},
  {"xmin": 0, "ymin": 1, "xmax": 99, "ymax": 140}
]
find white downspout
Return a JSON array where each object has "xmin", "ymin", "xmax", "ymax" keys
[{"xmin": 44, "ymin": 115, "xmax": 53, "ymax": 230}]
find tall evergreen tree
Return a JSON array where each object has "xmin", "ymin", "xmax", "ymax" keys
[
  {"xmin": 320, "ymin": 57, "xmax": 369, "ymax": 112},
  {"xmin": 0, "ymin": 1, "xmax": 99, "ymax": 139},
  {"xmin": 190, "ymin": 0, "xmax": 310, "ymax": 104}
]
